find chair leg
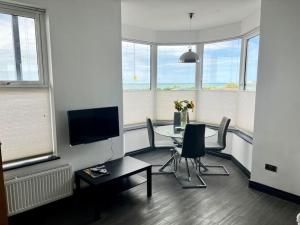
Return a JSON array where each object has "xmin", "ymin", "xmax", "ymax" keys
[
  {"xmin": 174, "ymin": 153, "xmax": 178, "ymax": 172},
  {"xmin": 198, "ymin": 158, "xmax": 229, "ymax": 176},
  {"xmin": 185, "ymin": 158, "xmax": 191, "ymax": 181},
  {"xmin": 190, "ymin": 158, "xmax": 195, "ymax": 167},
  {"xmin": 152, "ymin": 149, "xmax": 177, "ymax": 175},
  {"xmin": 173, "ymin": 157, "xmax": 207, "ymax": 189}
]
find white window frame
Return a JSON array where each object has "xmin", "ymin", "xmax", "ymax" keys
[
  {"xmin": 242, "ymin": 29, "xmax": 260, "ymax": 91},
  {"xmin": 0, "ymin": 2, "xmax": 49, "ymax": 87},
  {"xmin": 156, "ymin": 43, "xmax": 198, "ymax": 91},
  {"xmin": 122, "ymin": 39, "xmax": 153, "ymax": 92},
  {"xmin": 201, "ymin": 37, "xmax": 243, "ymax": 91}
]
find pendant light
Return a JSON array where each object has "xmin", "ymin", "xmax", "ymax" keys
[{"xmin": 179, "ymin": 13, "xmax": 200, "ymax": 63}]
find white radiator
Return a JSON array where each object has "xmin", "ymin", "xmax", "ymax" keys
[{"xmin": 5, "ymin": 164, "xmax": 73, "ymax": 216}]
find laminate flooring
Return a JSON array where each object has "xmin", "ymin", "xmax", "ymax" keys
[{"xmin": 10, "ymin": 149, "xmax": 300, "ymax": 225}]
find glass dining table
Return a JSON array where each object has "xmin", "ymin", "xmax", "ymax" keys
[
  {"xmin": 154, "ymin": 125, "xmax": 217, "ymax": 139},
  {"xmin": 153, "ymin": 124, "xmax": 217, "ymax": 174}
]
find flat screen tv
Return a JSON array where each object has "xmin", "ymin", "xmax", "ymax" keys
[{"xmin": 67, "ymin": 106, "xmax": 119, "ymax": 146}]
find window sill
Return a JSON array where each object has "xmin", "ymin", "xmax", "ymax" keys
[
  {"xmin": 123, "ymin": 89, "xmax": 152, "ymax": 92},
  {"xmin": 156, "ymin": 89, "xmax": 197, "ymax": 92},
  {"xmin": 201, "ymin": 89, "xmax": 239, "ymax": 93},
  {"xmin": 3, "ymin": 155, "xmax": 60, "ymax": 171}
]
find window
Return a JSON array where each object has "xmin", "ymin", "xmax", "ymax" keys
[
  {"xmin": 202, "ymin": 39, "xmax": 241, "ymax": 90},
  {"xmin": 245, "ymin": 35, "xmax": 260, "ymax": 91},
  {"xmin": 0, "ymin": 6, "xmax": 45, "ymax": 85},
  {"xmin": 122, "ymin": 41, "xmax": 151, "ymax": 90},
  {"xmin": 157, "ymin": 45, "xmax": 196, "ymax": 90},
  {"xmin": 0, "ymin": 4, "xmax": 54, "ymax": 164}
]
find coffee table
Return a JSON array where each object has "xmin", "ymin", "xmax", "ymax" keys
[{"xmin": 75, "ymin": 156, "xmax": 152, "ymax": 220}]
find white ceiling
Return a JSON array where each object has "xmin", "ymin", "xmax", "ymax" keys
[{"xmin": 121, "ymin": 0, "xmax": 261, "ymax": 31}]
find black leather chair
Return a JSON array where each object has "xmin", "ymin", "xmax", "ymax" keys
[
  {"xmin": 175, "ymin": 124, "xmax": 207, "ymax": 188},
  {"xmin": 202, "ymin": 117, "xmax": 231, "ymax": 175},
  {"xmin": 146, "ymin": 118, "xmax": 176, "ymax": 174}
]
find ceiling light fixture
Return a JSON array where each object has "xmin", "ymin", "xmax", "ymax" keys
[{"xmin": 179, "ymin": 12, "xmax": 200, "ymax": 63}]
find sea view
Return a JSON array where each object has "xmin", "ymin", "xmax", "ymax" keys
[{"xmin": 123, "ymin": 82, "xmax": 240, "ymax": 91}]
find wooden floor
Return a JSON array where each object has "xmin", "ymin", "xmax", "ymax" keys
[{"xmin": 10, "ymin": 150, "xmax": 300, "ymax": 225}]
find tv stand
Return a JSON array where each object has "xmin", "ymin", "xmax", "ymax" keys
[{"xmin": 75, "ymin": 156, "xmax": 152, "ymax": 220}]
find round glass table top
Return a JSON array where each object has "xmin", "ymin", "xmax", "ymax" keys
[{"xmin": 154, "ymin": 125, "xmax": 216, "ymax": 139}]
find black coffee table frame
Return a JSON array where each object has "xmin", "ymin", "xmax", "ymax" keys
[{"xmin": 75, "ymin": 156, "xmax": 152, "ymax": 220}]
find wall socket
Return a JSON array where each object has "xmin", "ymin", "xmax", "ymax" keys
[{"xmin": 265, "ymin": 164, "xmax": 277, "ymax": 172}]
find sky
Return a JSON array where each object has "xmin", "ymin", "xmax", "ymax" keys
[
  {"xmin": 202, "ymin": 39, "xmax": 241, "ymax": 85},
  {"xmin": 0, "ymin": 13, "xmax": 39, "ymax": 81}
]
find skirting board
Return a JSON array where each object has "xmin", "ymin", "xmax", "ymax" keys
[
  {"xmin": 249, "ymin": 181, "xmax": 300, "ymax": 205},
  {"xmin": 205, "ymin": 150, "xmax": 232, "ymax": 160},
  {"xmin": 231, "ymin": 156, "xmax": 251, "ymax": 178}
]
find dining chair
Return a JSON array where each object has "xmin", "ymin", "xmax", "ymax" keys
[
  {"xmin": 146, "ymin": 118, "xmax": 176, "ymax": 174},
  {"xmin": 201, "ymin": 117, "xmax": 231, "ymax": 175},
  {"xmin": 175, "ymin": 124, "xmax": 207, "ymax": 188}
]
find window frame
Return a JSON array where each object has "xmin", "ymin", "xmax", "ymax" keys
[
  {"xmin": 201, "ymin": 37, "xmax": 243, "ymax": 91},
  {"xmin": 122, "ymin": 39, "xmax": 153, "ymax": 92},
  {"xmin": 242, "ymin": 31, "xmax": 260, "ymax": 92},
  {"xmin": 0, "ymin": 2, "xmax": 57, "ymax": 169},
  {"xmin": 156, "ymin": 43, "xmax": 198, "ymax": 91},
  {"xmin": 0, "ymin": 2, "xmax": 49, "ymax": 87}
]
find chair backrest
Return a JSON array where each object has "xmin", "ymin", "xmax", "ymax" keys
[
  {"xmin": 181, "ymin": 124, "xmax": 206, "ymax": 159},
  {"xmin": 217, "ymin": 117, "xmax": 231, "ymax": 148},
  {"xmin": 146, "ymin": 118, "xmax": 155, "ymax": 149}
]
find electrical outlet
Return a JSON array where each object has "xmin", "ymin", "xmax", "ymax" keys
[{"xmin": 265, "ymin": 164, "xmax": 277, "ymax": 172}]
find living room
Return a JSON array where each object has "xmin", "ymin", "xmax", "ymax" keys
[{"xmin": 0, "ymin": 0, "xmax": 299, "ymax": 225}]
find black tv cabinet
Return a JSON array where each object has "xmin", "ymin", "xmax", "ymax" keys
[{"xmin": 75, "ymin": 156, "xmax": 152, "ymax": 220}]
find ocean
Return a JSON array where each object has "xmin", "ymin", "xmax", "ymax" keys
[{"xmin": 123, "ymin": 83, "xmax": 239, "ymax": 90}]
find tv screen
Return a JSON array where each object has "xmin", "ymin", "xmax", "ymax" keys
[{"xmin": 67, "ymin": 106, "xmax": 119, "ymax": 146}]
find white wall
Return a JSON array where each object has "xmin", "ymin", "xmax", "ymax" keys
[
  {"xmin": 251, "ymin": 0, "xmax": 300, "ymax": 196},
  {"xmin": 4, "ymin": 0, "xmax": 123, "ymax": 178},
  {"xmin": 232, "ymin": 135, "xmax": 253, "ymax": 172},
  {"xmin": 124, "ymin": 128, "xmax": 149, "ymax": 152},
  {"xmin": 122, "ymin": 24, "xmax": 156, "ymax": 43},
  {"xmin": 123, "ymin": 91, "xmax": 153, "ymax": 124},
  {"xmin": 156, "ymin": 30, "xmax": 200, "ymax": 44},
  {"xmin": 198, "ymin": 91, "xmax": 238, "ymax": 127},
  {"xmin": 236, "ymin": 92, "xmax": 256, "ymax": 132},
  {"xmin": 122, "ymin": 9, "xmax": 261, "ymax": 44},
  {"xmin": 241, "ymin": 9, "xmax": 261, "ymax": 34}
]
